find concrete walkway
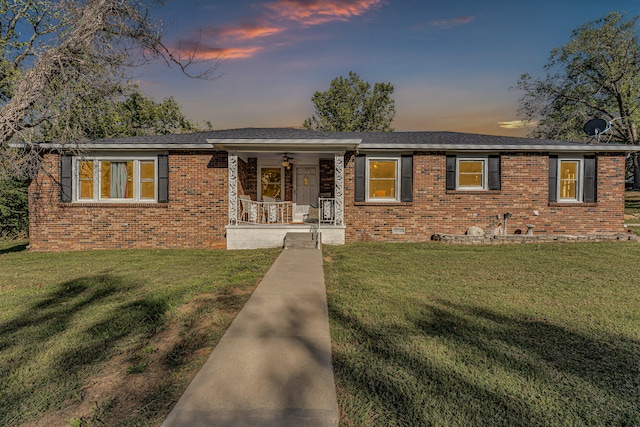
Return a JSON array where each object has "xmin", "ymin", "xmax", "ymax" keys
[{"xmin": 161, "ymin": 248, "xmax": 339, "ymax": 427}]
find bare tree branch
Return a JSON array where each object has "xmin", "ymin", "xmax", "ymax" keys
[{"xmin": 0, "ymin": 0, "xmax": 220, "ymax": 155}]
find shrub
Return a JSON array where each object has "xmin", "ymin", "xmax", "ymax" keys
[{"xmin": 0, "ymin": 177, "xmax": 29, "ymax": 239}]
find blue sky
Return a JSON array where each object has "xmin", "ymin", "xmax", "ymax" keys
[{"xmin": 139, "ymin": 0, "xmax": 640, "ymax": 136}]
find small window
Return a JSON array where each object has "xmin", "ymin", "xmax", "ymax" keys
[
  {"xmin": 458, "ymin": 159, "xmax": 485, "ymax": 189},
  {"xmin": 558, "ymin": 159, "xmax": 582, "ymax": 201},
  {"xmin": 355, "ymin": 155, "xmax": 413, "ymax": 203},
  {"xmin": 447, "ymin": 155, "xmax": 500, "ymax": 191},
  {"xmin": 74, "ymin": 157, "xmax": 157, "ymax": 202},
  {"xmin": 549, "ymin": 156, "xmax": 596, "ymax": 203},
  {"xmin": 367, "ymin": 158, "xmax": 399, "ymax": 201}
]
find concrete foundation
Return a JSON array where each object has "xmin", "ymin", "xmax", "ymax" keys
[{"xmin": 226, "ymin": 224, "xmax": 346, "ymax": 249}]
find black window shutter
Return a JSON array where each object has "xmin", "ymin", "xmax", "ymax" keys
[
  {"xmin": 488, "ymin": 155, "xmax": 501, "ymax": 190},
  {"xmin": 158, "ymin": 154, "xmax": 169, "ymax": 203},
  {"xmin": 400, "ymin": 155, "xmax": 413, "ymax": 202},
  {"xmin": 548, "ymin": 155, "xmax": 558, "ymax": 202},
  {"xmin": 354, "ymin": 154, "xmax": 366, "ymax": 202},
  {"xmin": 446, "ymin": 155, "xmax": 456, "ymax": 190},
  {"xmin": 583, "ymin": 155, "xmax": 596, "ymax": 203},
  {"xmin": 60, "ymin": 155, "xmax": 72, "ymax": 203}
]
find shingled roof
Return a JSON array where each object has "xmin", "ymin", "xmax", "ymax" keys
[{"xmin": 38, "ymin": 127, "xmax": 640, "ymax": 152}]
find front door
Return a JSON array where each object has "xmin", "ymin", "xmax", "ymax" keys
[{"xmin": 294, "ymin": 167, "xmax": 318, "ymax": 221}]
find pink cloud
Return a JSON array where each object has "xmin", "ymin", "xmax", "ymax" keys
[
  {"xmin": 177, "ymin": 40, "xmax": 263, "ymax": 60},
  {"xmin": 222, "ymin": 25, "xmax": 284, "ymax": 40},
  {"xmin": 264, "ymin": 0, "xmax": 384, "ymax": 26},
  {"xmin": 201, "ymin": 22, "xmax": 286, "ymax": 41},
  {"xmin": 206, "ymin": 46, "xmax": 263, "ymax": 59},
  {"xmin": 174, "ymin": 0, "xmax": 384, "ymax": 61},
  {"xmin": 175, "ymin": 22, "xmax": 279, "ymax": 60}
]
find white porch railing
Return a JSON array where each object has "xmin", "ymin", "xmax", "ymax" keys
[
  {"xmin": 319, "ymin": 197, "xmax": 337, "ymax": 226},
  {"xmin": 237, "ymin": 198, "xmax": 292, "ymax": 224},
  {"xmin": 235, "ymin": 196, "xmax": 341, "ymax": 226}
]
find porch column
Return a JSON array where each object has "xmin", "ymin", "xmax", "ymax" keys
[
  {"xmin": 334, "ymin": 152, "xmax": 344, "ymax": 226},
  {"xmin": 228, "ymin": 152, "xmax": 238, "ymax": 225}
]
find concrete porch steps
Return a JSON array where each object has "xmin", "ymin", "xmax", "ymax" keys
[{"xmin": 284, "ymin": 232, "xmax": 320, "ymax": 250}]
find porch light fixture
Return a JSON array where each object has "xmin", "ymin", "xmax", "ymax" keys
[{"xmin": 281, "ymin": 155, "xmax": 291, "ymax": 169}]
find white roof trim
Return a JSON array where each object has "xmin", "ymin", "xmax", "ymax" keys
[
  {"xmin": 208, "ymin": 138, "xmax": 362, "ymax": 152},
  {"xmin": 359, "ymin": 143, "xmax": 640, "ymax": 152},
  {"xmin": 32, "ymin": 143, "xmax": 213, "ymax": 150},
  {"xmin": 23, "ymin": 139, "xmax": 640, "ymax": 153}
]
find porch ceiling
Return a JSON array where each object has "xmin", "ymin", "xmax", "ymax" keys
[{"xmin": 208, "ymin": 138, "xmax": 361, "ymax": 152}]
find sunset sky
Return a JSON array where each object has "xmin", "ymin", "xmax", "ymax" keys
[{"xmin": 140, "ymin": 0, "xmax": 640, "ymax": 137}]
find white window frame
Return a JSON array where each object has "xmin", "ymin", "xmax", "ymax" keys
[
  {"xmin": 73, "ymin": 155, "xmax": 158, "ymax": 202},
  {"xmin": 456, "ymin": 157, "xmax": 487, "ymax": 190},
  {"xmin": 557, "ymin": 158, "xmax": 583, "ymax": 202},
  {"xmin": 366, "ymin": 157, "xmax": 400, "ymax": 202}
]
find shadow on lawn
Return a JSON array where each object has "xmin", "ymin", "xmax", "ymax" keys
[
  {"xmin": 0, "ymin": 242, "xmax": 28, "ymax": 255},
  {"xmin": 0, "ymin": 274, "xmax": 170, "ymax": 425},
  {"xmin": 329, "ymin": 299, "xmax": 640, "ymax": 427}
]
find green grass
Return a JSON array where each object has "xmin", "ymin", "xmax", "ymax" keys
[
  {"xmin": 324, "ymin": 242, "xmax": 640, "ymax": 427},
  {"xmin": 0, "ymin": 242, "xmax": 280, "ymax": 426}
]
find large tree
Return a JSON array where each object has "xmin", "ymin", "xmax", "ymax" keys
[
  {"xmin": 303, "ymin": 71, "xmax": 395, "ymax": 132},
  {"xmin": 42, "ymin": 88, "xmax": 201, "ymax": 140},
  {"xmin": 0, "ymin": 0, "xmax": 216, "ymax": 178},
  {"xmin": 0, "ymin": 87, "xmax": 199, "ymax": 236},
  {"xmin": 516, "ymin": 11, "xmax": 640, "ymax": 188}
]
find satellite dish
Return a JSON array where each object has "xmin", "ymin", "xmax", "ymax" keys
[{"xmin": 583, "ymin": 118, "xmax": 609, "ymax": 136}]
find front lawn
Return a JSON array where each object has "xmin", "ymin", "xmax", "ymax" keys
[
  {"xmin": 324, "ymin": 242, "xmax": 640, "ymax": 427},
  {"xmin": 0, "ymin": 243, "xmax": 280, "ymax": 426}
]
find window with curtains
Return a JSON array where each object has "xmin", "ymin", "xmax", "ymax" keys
[{"xmin": 73, "ymin": 157, "xmax": 159, "ymax": 202}]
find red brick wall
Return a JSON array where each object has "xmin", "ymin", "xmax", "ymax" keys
[
  {"xmin": 284, "ymin": 167, "xmax": 293, "ymax": 202},
  {"xmin": 28, "ymin": 152, "xmax": 228, "ymax": 251},
  {"xmin": 28, "ymin": 150, "xmax": 627, "ymax": 251},
  {"xmin": 343, "ymin": 151, "xmax": 626, "ymax": 242},
  {"xmin": 319, "ymin": 158, "xmax": 335, "ymax": 196},
  {"xmin": 238, "ymin": 157, "xmax": 257, "ymax": 200}
]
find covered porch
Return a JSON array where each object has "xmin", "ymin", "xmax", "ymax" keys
[{"xmin": 209, "ymin": 137, "xmax": 360, "ymax": 249}]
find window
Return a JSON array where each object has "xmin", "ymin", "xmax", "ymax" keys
[
  {"xmin": 78, "ymin": 161, "xmax": 94, "ymax": 199},
  {"xmin": 457, "ymin": 159, "xmax": 486, "ymax": 189},
  {"xmin": 140, "ymin": 161, "xmax": 156, "ymax": 199},
  {"xmin": 559, "ymin": 159, "xmax": 580, "ymax": 200},
  {"xmin": 260, "ymin": 167, "xmax": 283, "ymax": 200},
  {"xmin": 446, "ymin": 155, "xmax": 501, "ymax": 191},
  {"xmin": 549, "ymin": 156, "xmax": 596, "ymax": 203},
  {"xmin": 354, "ymin": 155, "xmax": 413, "ymax": 202},
  {"xmin": 99, "ymin": 161, "xmax": 134, "ymax": 199},
  {"xmin": 368, "ymin": 158, "xmax": 398, "ymax": 200},
  {"xmin": 74, "ymin": 157, "xmax": 157, "ymax": 202}
]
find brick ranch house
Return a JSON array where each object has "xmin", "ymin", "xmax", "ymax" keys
[{"xmin": 27, "ymin": 128, "xmax": 640, "ymax": 251}]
